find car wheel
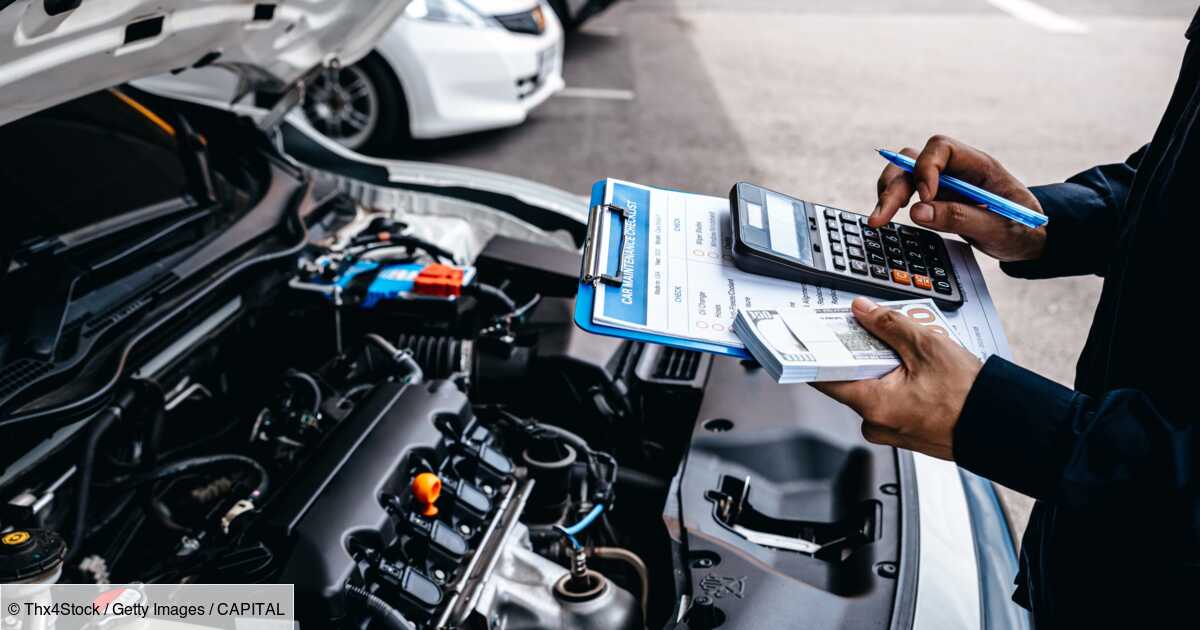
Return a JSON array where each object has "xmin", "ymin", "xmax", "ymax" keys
[
  {"xmin": 548, "ymin": 0, "xmax": 575, "ymax": 30},
  {"xmin": 300, "ymin": 52, "xmax": 407, "ymax": 153}
]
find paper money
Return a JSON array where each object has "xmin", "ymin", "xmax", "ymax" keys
[{"xmin": 732, "ymin": 299, "xmax": 964, "ymax": 383}]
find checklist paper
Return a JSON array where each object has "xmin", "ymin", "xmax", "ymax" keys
[{"xmin": 586, "ymin": 178, "xmax": 1012, "ymax": 363}]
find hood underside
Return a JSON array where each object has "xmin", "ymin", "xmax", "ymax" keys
[{"xmin": 0, "ymin": 0, "xmax": 409, "ymax": 127}]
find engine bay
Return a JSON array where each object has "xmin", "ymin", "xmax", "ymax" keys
[{"xmin": 0, "ymin": 91, "xmax": 912, "ymax": 630}]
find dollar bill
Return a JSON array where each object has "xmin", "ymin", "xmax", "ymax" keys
[{"xmin": 733, "ymin": 299, "xmax": 964, "ymax": 383}]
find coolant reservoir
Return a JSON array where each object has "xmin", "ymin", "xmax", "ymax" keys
[{"xmin": 1, "ymin": 529, "xmax": 66, "ymax": 630}]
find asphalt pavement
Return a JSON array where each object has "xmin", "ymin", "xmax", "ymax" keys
[{"xmin": 391, "ymin": 0, "xmax": 1196, "ymax": 535}]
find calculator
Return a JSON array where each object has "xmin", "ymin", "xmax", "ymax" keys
[{"xmin": 728, "ymin": 182, "xmax": 964, "ymax": 310}]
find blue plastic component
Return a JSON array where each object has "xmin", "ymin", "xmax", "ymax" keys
[{"xmin": 330, "ymin": 261, "xmax": 475, "ymax": 308}]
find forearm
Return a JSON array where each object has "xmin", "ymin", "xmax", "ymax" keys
[
  {"xmin": 1000, "ymin": 148, "xmax": 1144, "ymax": 279},
  {"xmin": 954, "ymin": 357, "xmax": 1193, "ymax": 510}
]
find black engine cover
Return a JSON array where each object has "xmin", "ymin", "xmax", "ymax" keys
[{"xmin": 258, "ymin": 379, "xmax": 469, "ymax": 622}]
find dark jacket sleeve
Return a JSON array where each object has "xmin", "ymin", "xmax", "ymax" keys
[
  {"xmin": 953, "ymin": 356, "xmax": 1192, "ymax": 511},
  {"xmin": 1000, "ymin": 146, "xmax": 1147, "ymax": 279}
]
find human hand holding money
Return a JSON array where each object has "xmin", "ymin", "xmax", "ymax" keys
[
  {"xmin": 733, "ymin": 298, "xmax": 965, "ymax": 383},
  {"xmin": 811, "ymin": 297, "xmax": 982, "ymax": 461}
]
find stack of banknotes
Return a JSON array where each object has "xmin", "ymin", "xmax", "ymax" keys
[{"xmin": 732, "ymin": 299, "xmax": 962, "ymax": 383}]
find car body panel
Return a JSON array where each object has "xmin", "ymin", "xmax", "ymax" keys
[
  {"xmin": 377, "ymin": 5, "xmax": 564, "ymax": 139},
  {"xmin": 469, "ymin": 0, "xmax": 542, "ymax": 14},
  {"xmin": 0, "ymin": 0, "xmax": 409, "ymax": 126}
]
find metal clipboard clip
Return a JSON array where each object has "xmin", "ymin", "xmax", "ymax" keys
[{"xmin": 581, "ymin": 203, "xmax": 630, "ymax": 287}]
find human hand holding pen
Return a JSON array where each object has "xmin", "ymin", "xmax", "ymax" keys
[{"xmin": 871, "ymin": 135, "xmax": 1048, "ymax": 263}]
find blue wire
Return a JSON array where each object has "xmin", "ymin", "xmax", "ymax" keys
[
  {"xmin": 557, "ymin": 504, "xmax": 605, "ymax": 549},
  {"xmin": 562, "ymin": 504, "xmax": 605, "ymax": 536}
]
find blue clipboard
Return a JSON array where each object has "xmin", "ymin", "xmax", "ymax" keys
[{"xmin": 572, "ymin": 179, "xmax": 750, "ymax": 359}]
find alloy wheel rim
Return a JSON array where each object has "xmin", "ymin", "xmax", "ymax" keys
[{"xmin": 301, "ymin": 64, "xmax": 380, "ymax": 149}]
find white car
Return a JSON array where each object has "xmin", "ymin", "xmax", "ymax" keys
[
  {"xmin": 135, "ymin": 0, "xmax": 564, "ymax": 153},
  {"xmin": 314, "ymin": 0, "xmax": 565, "ymax": 150}
]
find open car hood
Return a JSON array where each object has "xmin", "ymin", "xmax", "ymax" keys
[{"xmin": 0, "ymin": 0, "xmax": 410, "ymax": 126}]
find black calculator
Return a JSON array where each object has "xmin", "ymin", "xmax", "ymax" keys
[{"xmin": 728, "ymin": 182, "xmax": 963, "ymax": 310}]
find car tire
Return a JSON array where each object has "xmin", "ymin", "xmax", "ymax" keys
[
  {"xmin": 299, "ymin": 51, "xmax": 409, "ymax": 154},
  {"xmin": 548, "ymin": 0, "xmax": 575, "ymax": 30}
]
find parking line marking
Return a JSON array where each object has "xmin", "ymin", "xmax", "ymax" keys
[
  {"xmin": 557, "ymin": 87, "xmax": 636, "ymax": 101},
  {"xmin": 985, "ymin": 0, "xmax": 1089, "ymax": 33}
]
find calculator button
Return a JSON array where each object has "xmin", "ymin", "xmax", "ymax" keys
[
  {"xmin": 847, "ymin": 245, "xmax": 865, "ymax": 260},
  {"xmin": 842, "ymin": 223, "xmax": 860, "ymax": 236},
  {"xmin": 882, "ymin": 232, "xmax": 901, "ymax": 245},
  {"xmin": 840, "ymin": 211, "xmax": 859, "ymax": 223},
  {"xmin": 832, "ymin": 255, "xmax": 846, "ymax": 270},
  {"xmin": 906, "ymin": 250, "xmax": 924, "ymax": 263},
  {"xmin": 828, "ymin": 231, "xmax": 842, "ymax": 243},
  {"xmin": 844, "ymin": 235, "xmax": 863, "ymax": 247},
  {"xmin": 869, "ymin": 264, "xmax": 889, "ymax": 279},
  {"xmin": 864, "ymin": 239, "xmax": 882, "ymax": 252},
  {"xmin": 903, "ymin": 239, "xmax": 922, "ymax": 251},
  {"xmin": 889, "ymin": 257, "xmax": 907, "ymax": 269},
  {"xmin": 931, "ymin": 266, "xmax": 949, "ymax": 279},
  {"xmin": 908, "ymin": 263, "xmax": 928, "ymax": 276},
  {"xmin": 830, "ymin": 243, "xmax": 845, "ymax": 256},
  {"xmin": 826, "ymin": 219, "xmax": 840, "ymax": 231},
  {"xmin": 849, "ymin": 260, "xmax": 868, "ymax": 275},
  {"xmin": 934, "ymin": 279, "xmax": 953, "ymax": 294},
  {"xmin": 886, "ymin": 245, "xmax": 904, "ymax": 258},
  {"xmin": 898, "ymin": 225, "xmax": 921, "ymax": 238},
  {"xmin": 862, "ymin": 227, "xmax": 879, "ymax": 239},
  {"xmin": 825, "ymin": 208, "xmax": 839, "ymax": 220},
  {"xmin": 912, "ymin": 274, "xmax": 933, "ymax": 290},
  {"xmin": 891, "ymin": 269, "xmax": 911, "ymax": 285},
  {"xmin": 868, "ymin": 252, "xmax": 887, "ymax": 266}
]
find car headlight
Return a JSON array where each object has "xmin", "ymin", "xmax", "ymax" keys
[{"xmin": 404, "ymin": 0, "xmax": 498, "ymax": 28}]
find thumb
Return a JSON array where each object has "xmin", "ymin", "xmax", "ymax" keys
[
  {"xmin": 851, "ymin": 297, "xmax": 923, "ymax": 364},
  {"xmin": 909, "ymin": 200, "xmax": 1010, "ymax": 243}
]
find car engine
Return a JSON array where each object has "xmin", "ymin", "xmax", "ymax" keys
[{"xmin": 0, "ymin": 90, "xmax": 909, "ymax": 630}]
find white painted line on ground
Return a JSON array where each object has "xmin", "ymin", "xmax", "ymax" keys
[
  {"xmin": 985, "ymin": 0, "xmax": 1089, "ymax": 33},
  {"xmin": 556, "ymin": 87, "xmax": 636, "ymax": 101}
]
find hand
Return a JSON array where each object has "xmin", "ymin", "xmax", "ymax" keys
[
  {"xmin": 870, "ymin": 135, "xmax": 1047, "ymax": 263},
  {"xmin": 812, "ymin": 297, "xmax": 983, "ymax": 460}
]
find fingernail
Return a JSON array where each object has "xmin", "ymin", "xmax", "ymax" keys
[
  {"xmin": 852, "ymin": 297, "xmax": 878, "ymax": 314},
  {"xmin": 911, "ymin": 203, "xmax": 934, "ymax": 223}
]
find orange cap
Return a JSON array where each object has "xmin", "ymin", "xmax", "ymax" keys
[{"xmin": 411, "ymin": 472, "xmax": 442, "ymax": 517}]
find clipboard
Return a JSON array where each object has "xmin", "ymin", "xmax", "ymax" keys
[{"xmin": 573, "ymin": 179, "xmax": 750, "ymax": 359}]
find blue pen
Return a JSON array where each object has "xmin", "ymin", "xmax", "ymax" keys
[{"xmin": 877, "ymin": 149, "xmax": 1047, "ymax": 229}]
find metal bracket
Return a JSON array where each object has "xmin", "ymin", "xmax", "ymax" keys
[{"xmin": 580, "ymin": 203, "xmax": 630, "ymax": 287}]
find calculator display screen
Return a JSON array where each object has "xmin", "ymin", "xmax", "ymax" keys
[{"xmin": 761, "ymin": 191, "xmax": 813, "ymax": 265}]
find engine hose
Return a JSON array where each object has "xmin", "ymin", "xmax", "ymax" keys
[
  {"xmin": 114, "ymin": 454, "xmax": 270, "ymax": 499},
  {"xmin": 395, "ymin": 334, "xmax": 463, "ymax": 380},
  {"xmin": 364, "ymin": 334, "xmax": 424, "ymax": 384},
  {"xmin": 470, "ymin": 282, "xmax": 517, "ymax": 315},
  {"xmin": 593, "ymin": 547, "xmax": 650, "ymax": 623},
  {"xmin": 284, "ymin": 369, "xmax": 323, "ymax": 414},
  {"xmin": 344, "ymin": 584, "xmax": 417, "ymax": 630},
  {"xmin": 67, "ymin": 405, "xmax": 124, "ymax": 562}
]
